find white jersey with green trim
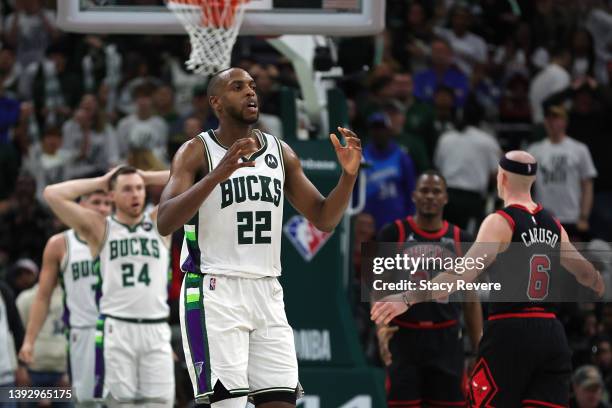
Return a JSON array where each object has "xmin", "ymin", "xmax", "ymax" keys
[
  {"xmin": 98, "ymin": 212, "xmax": 170, "ymax": 319},
  {"xmin": 181, "ymin": 129, "xmax": 285, "ymax": 278},
  {"xmin": 60, "ymin": 229, "xmax": 98, "ymax": 328}
]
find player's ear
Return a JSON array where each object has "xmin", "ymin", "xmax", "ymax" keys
[{"xmin": 209, "ymin": 95, "xmax": 221, "ymax": 115}]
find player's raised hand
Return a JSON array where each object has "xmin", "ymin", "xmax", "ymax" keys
[
  {"xmin": 330, "ymin": 127, "xmax": 361, "ymax": 176},
  {"xmin": 209, "ymin": 137, "xmax": 258, "ymax": 182},
  {"xmin": 100, "ymin": 165, "xmax": 124, "ymax": 191},
  {"xmin": 371, "ymin": 293, "xmax": 409, "ymax": 326}
]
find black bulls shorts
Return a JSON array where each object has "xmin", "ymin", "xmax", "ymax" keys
[
  {"xmin": 387, "ymin": 323, "xmax": 465, "ymax": 407},
  {"xmin": 468, "ymin": 315, "xmax": 572, "ymax": 408}
]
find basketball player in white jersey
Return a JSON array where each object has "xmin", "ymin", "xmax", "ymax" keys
[
  {"xmin": 156, "ymin": 67, "xmax": 361, "ymax": 408},
  {"xmin": 43, "ymin": 167, "xmax": 173, "ymax": 407},
  {"xmin": 18, "ymin": 191, "xmax": 112, "ymax": 407}
]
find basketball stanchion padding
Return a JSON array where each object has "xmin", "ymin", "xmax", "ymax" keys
[{"xmin": 166, "ymin": 0, "xmax": 250, "ymax": 75}]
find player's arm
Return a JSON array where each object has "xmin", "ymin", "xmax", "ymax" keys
[
  {"xmin": 283, "ymin": 128, "xmax": 361, "ymax": 232},
  {"xmin": 140, "ymin": 169, "xmax": 170, "ymax": 188},
  {"xmin": 559, "ymin": 226, "xmax": 604, "ymax": 296},
  {"xmin": 372, "ymin": 213, "xmax": 511, "ymax": 326},
  {"xmin": 18, "ymin": 233, "xmax": 64, "ymax": 365},
  {"xmin": 371, "ymin": 221, "xmax": 400, "ymax": 366},
  {"xmin": 422, "ymin": 213, "xmax": 510, "ymax": 294},
  {"xmin": 137, "ymin": 169, "xmax": 170, "ymax": 235},
  {"xmin": 157, "ymin": 138, "xmax": 257, "ymax": 235},
  {"xmin": 462, "ymin": 291, "xmax": 483, "ymax": 353},
  {"xmin": 43, "ymin": 174, "xmax": 110, "ymax": 252}
]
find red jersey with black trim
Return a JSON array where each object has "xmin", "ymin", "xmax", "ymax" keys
[
  {"xmin": 377, "ymin": 216, "xmax": 472, "ymax": 327},
  {"xmin": 487, "ymin": 204, "xmax": 563, "ymax": 316}
]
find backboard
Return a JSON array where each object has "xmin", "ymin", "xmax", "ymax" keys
[{"xmin": 58, "ymin": 1, "xmax": 385, "ymax": 36}]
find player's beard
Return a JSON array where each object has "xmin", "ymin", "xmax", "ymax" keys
[
  {"xmin": 419, "ymin": 209, "xmax": 441, "ymax": 219},
  {"xmin": 117, "ymin": 201, "xmax": 144, "ymax": 219},
  {"xmin": 227, "ymin": 104, "xmax": 259, "ymax": 125}
]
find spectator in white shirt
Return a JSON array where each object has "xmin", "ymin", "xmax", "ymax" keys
[
  {"xmin": 435, "ymin": 4, "xmax": 488, "ymax": 77},
  {"xmin": 22, "ymin": 126, "xmax": 68, "ymax": 204},
  {"xmin": 529, "ymin": 46, "xmax": 572, "ymax": 123},
  {"xmin": 3, "ymin": 0, "xmax": 59, "ymax": 67},
  {"xmin": 117, "ymin": 83, "xmax": 169, "ymax": 167},
  {"xmin": 61, "ymin": 94, "xmax": 118, "ymax": 178},
  {"xmin": 528, "ymin": 105, "xmax": 597, "ymax": 241},
  {"xmin": 434, "ymin": 95, "xmax": 501, "ymax": 231}
]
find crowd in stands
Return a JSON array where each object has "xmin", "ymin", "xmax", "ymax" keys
[{"xmin": 0, "ymin": 0, "xmax": 611, "ymax": 406}]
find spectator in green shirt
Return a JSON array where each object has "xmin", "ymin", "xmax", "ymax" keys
[
  {"xmin": 382, "ymin": 100, "xmax": 431, "ymax": 175},
  {"xmin": 391, "ymin": 72, "xmax": 436, "ymax": 160}
]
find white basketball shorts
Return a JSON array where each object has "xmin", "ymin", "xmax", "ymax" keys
[
  {"xmin": 69, "ymin": 327, "xmax": 97, "ymax": 402},
  {"xmin": 94, "ymin": 316, "xmax": 174, "ymax": 405},
  {"xmin": 179, "ymin": 273, "xmax": 299, "ymax": 404}
]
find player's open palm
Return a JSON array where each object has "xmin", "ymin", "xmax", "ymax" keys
[
  {"xmin": 210, "ymin": 138, "xmax": 258, "ymax": 182},
  {"xmin": 331, "ymin": 127, "xmax": 361, "ymax": 176}
]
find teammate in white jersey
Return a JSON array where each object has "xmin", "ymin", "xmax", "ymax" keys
[
  {"xmin": 157, "ymin": 67, "xmax": 362, "ymax": 408},
  {"xmin": 43, "ymin": 167, "xmax": 173, "ymax": 407},
  {"xmin": 18, "ymin": 190, "xmax": 112, "ymax": 407}
]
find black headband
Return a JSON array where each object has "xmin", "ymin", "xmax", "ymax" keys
[{"xmin": 499, "ymin": 156, "xmax": 537, "ymax": 176}]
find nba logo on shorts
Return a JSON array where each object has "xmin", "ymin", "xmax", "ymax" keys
[
  {"xmin": 283, "ymin": 215, "xmax": 333, "ymax": 262},
  {"xmin": 209, "ymin": 277, "xmax": 216, "ymax": 291}
]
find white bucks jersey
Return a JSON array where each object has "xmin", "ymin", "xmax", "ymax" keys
[
  {"xmin": 98, "ymin": 213, "xmax": 170, "ymax": 319},
  {"xmin": 60, "ymin": 230, "xmax": 98, "ymax": 328},
  {"xmin": 181, "ymin": 130, "xmax": 284, "ymax": 278}
]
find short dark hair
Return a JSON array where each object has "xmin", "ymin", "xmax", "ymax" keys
[
  {"xmin": 433, "ymin": 85, "xmax": 455, "ymax": 99},
  {"xmin": 369, "ymin": 75, "xmax": 393, "ymax": 95},
  {"xmin": 206, "ymin": 67, "xmax": 235, "ymax": 97},
  {"xmin": 42, "ymin": 125, "xmax": 62, "ymax": 138},
  {"xmin": 417, "ymin": 169, "xmax": 447, "ymax": 188},
  {"xmin": 132, "ymin": 82, "xmax": 156, "ymax": 99},
  {"xmin": 109, "ymin": 166, "xmax": 139, "ymax": 190},
  {"xmin": 431, "ymin": 36, "xmax": 452, "ymax": 51},
  {"xmin": 79, "ymin": 189, "xmax": 107, "ymax": 202}
]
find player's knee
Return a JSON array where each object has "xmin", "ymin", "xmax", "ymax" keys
[{"xmin": 211, "ymin": 396, "xmax": 248, "ymax": 408}]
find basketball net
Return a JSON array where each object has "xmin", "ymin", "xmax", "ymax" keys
[{"xmin": 166, "ymin": 0, "xmax": 250, "ymax": 75}]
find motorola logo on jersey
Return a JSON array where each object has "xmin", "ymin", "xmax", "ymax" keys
[{"xmin": 265, "ymin": 154, "xmax": 278, "ymax": 169}]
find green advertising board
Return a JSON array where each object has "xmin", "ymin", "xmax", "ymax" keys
[{"xmin": 278, "ymin": 139, "xmax": 385, "ymax": 407}]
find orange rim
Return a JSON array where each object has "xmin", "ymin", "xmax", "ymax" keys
[{"xmin": 170, "ymin": 0, "xmax": 249, "ymax": 29}]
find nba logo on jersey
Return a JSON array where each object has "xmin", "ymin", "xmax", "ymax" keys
[
  {"xmin": 283, "ymin": 215, "xmax": 332, "ymax": 262},
  {"xmin": 209, "ymin": 277, "xmax": 216, "ymax": 291}
]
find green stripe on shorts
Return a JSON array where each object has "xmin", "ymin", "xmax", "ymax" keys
[{"xmin": 184, "ymin": 225, "xmax": 196, "ymax": 242}]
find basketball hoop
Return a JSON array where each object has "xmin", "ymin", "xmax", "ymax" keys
[{"xmin": 166, "ymin": 0, "xmax": 250, "ymax": 75}]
